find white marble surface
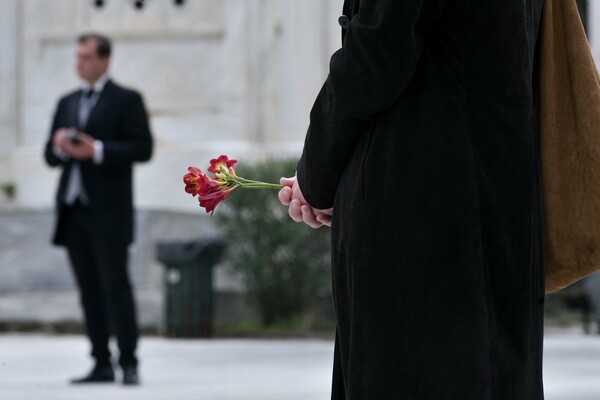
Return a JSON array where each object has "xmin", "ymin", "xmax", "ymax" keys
[
  {"xmin": 0, "ymin": 0, "xmax": 18, "ymax": 164},
  {"xmin": 0, "ymin": 0, "xmax": 344, "ymax": 211},
  {"xmin": 0, "ymin": 331, "xmax": 599, "ymax": 400}
]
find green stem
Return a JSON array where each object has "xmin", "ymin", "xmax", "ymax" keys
[
  {"xmin": 237, "ymin": 178, "xmax": 275, "ymax": 185},
  {"xmin": 239, "ymin": 183, "xmax": 283, "ymax": 190},
  {"xmin": 231, "ymin": 178, "xmax": 282, "ymax": 189}
]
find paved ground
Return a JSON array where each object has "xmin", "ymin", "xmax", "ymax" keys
[
  {"xmin": 0, "ymin": 330, "xmax": 599, "ymax": 400},
  {"xmin": 543, "ymin": 330, "xmax": 600, "ymax": 400}
]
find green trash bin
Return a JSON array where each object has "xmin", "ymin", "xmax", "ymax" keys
[{"xmin": 156, "ymin": 238, "xmax": 226, "ymax": 338}]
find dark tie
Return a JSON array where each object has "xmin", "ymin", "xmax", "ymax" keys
[{"xmin": 78, "ymin": 89, "xmax": 96, "ymax": 129}]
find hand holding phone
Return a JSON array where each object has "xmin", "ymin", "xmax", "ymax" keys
[{"xmin": 67, "ymin": 128, "xmax": 81, "ymax": 145}]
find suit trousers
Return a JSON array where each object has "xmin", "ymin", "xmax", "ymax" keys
[{"xmin": 61, "ymin": 200, "xmax": 138, "ymax": 368}]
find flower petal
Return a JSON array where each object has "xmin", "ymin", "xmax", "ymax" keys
[
  {"xmin": 186, "ymin": 158, "xmax": 240, "ymax": 215},
  {"xmin": 208, "ymin": 155, "xmax": 237, "ymax": 174},
  {"xmin": 183, "ymin": 167, "xmax": 210, "ymax": 196}
]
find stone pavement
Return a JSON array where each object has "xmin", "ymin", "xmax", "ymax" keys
[
  {"xmin": 544, "ymin": 330, "xmax": 600, "ymax": 400},
  {"xmin": 0, "ymin": 330, "xmax": 599, "ymax": 400}
]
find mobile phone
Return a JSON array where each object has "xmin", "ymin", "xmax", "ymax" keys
[{"xmin": 67, "ymin": 128, "xmax": 80, "ymax": 145}]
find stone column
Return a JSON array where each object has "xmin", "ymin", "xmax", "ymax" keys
[
  {"xmin": 246, "ymin": 0, "xmax": 269, "ymax": 143},
  {"xmin": 0, "ymin": 0, "xmax": 19, "ymax": 183},
  {"xmin": 245, "ymin": 0, "xmax": 344, "ymax": 150}
]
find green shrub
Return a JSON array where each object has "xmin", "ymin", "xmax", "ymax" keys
[{"xmin": 216, "ymin": 158, "xmax": 332, "ymax": 326}]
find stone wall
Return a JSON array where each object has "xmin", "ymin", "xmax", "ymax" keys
[
  {"xmin": 0, "ymin": 0, "xmax": 343, "ymax": 330},
  {"xmin": 0, "ymin": 0, "xmax": 343, "ymax": 212}
]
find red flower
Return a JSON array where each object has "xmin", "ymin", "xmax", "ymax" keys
[
  {"xmin": 208, "ymin": 155, "xmax": 238, "ymax": 175},
  {"xmin": 198, "ymin": 189, "xmax": 232, "ymax": 215},
  {"xmin": 183, "ymin": 166, "xmax": 233, "ymax": 215},
  {"xmin": 183, "ymin": 167, "xmax": 204, "ymax": 197},
  {"xmin": 197, "ymin": 174, "xmax": 233, "ymax": 214},
  {"xmin": 184, "ymin": 155, "xmax": 281, "ymax": 216}
]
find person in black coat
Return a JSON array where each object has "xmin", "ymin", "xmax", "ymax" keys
[
  {"xmin": 279, "ymin": 0, "xmax": 545, "ymax": 398},
  {"xmin": 43, "ymin": 33, "xmax": 153, "ymax": 386}
]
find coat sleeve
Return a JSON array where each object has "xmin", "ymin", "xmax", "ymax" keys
[
  {"xmin": 44, "ymin": 98, "xmax": 68, "ymax": 167},
  {"xmin": 102, "ymin": 91, "xmax": 153, "ymax": 168},
  {"xmin": 296, "ymin": 0, "xmax": 446, "ymax": 209}
]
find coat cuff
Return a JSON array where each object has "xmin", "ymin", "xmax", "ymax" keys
[{"xmin": 296, "ymin": 155, "xmax": 335, "ymax": 210}]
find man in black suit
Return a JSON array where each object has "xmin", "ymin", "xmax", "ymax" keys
[{"xmin": 44, "ymin": 33, "xmax": 152, "ymax": 386}]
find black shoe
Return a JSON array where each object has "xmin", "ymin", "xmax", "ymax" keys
[
  {"xmin": 122, "ymin": 366, "xmax": 139, "ymax": 386},
  {"xmin": 70, "ymin": 364, "xmax": 115, "ymax": 384}
]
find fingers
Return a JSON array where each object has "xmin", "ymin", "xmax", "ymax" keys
[
  {"xmin": 65, "ymin": 145, "xmax": 85, "ymax": 160},
  {"xmin": 77, "ymin": 132, "xmax": 95, "ymax": 143},
  {"xmin": 301, "ymin": 205, "xmax": 323, "ymax": 229},
  {"xmin": 278, "ymin": 186, "xmax": 292, "ymax": 206},
  {"xmin": 285, "ymin": 200, "xmax": 332, "ymax": 228},
  {"xmin": 280, "ymin": 176, "xmax": 296, "ymax": 187},
  {"xmin": 53, "ymin": 129, "xmax": 68, "ymax": 149},
  {"xmin": 316, "ymin": 213, "xmax": 332, "ymax": 227},
  {"xmin": 316, "ymin": 207, "xmax": 333, "ymax": 217},
  {"xmin": 63, "ymin": 139, "xmax": 94, "ymax": 160},
  {"xmin": 288, "ymin": 199, "xmax": 304, "ymax": 222},
  {"xmin": 76, "ymin": 132, "xmax": 95, "ymax": 145},
  {"xmin": 62, "ymin": 140, "xmax": 75, "ymax": 156},
  {"xmin": 280, "ymin": 174, "xmax": 331, "ymax": 228}
]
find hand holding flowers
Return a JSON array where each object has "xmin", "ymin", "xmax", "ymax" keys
[
  {"xmin": 278, "ymin": 176, "xmax": 333, "ymax": 228},
  {"xmin": 183, "ymin": 155, "xmax": 332, "ymax": 228}
]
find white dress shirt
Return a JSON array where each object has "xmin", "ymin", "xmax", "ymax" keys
[{"xmin": 54, "ymin": 74, "xmax": 110, "ymax": 205}]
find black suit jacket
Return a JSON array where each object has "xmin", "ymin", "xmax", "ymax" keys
[{"xmin": 44, "ymin": 80, "xmax": 153, "ymax": 245}]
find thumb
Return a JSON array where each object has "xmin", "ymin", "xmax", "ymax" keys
[{"xmin": 280, "ymin": 177, "xmax": 295, "ymax": 187}]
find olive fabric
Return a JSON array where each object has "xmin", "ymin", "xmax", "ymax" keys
[
  {"xmin": 539, "ymin": 0, "xmax": 600, "ymax": 292},
  {"xmin": 297, "ymin": 0, "xmax": 545, "ymax": 398}
]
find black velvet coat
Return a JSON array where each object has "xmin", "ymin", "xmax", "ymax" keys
[
  {"xmin": 44, "ymin": 81, "xmax": 153, "ymax": 245},
  {"xmin": 297, "ymin": 1, "xmax": 546, "ymax": 399}
]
